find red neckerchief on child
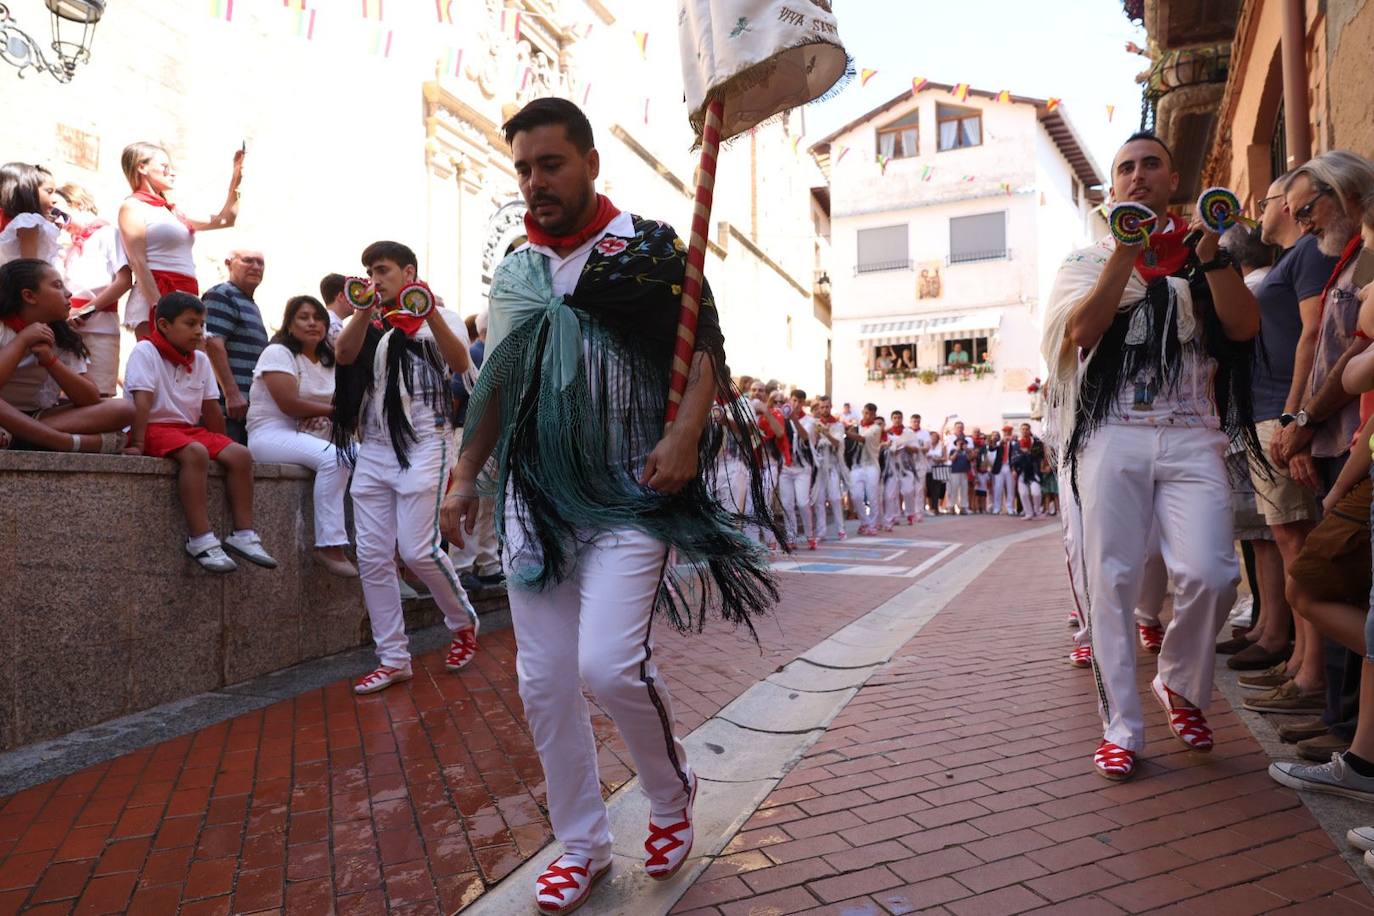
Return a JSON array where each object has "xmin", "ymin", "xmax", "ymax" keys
[
  {"xmin": 131, "ymin": 190, "xmax": 196, "ymax": 236},
  {"xmin": 148, "ymin": 326, "xmax": 195, "ymax": 373},
  {"xmin": 64, "ymin": 219, "xmax": 108, "ymax": 266},
  {"xmin": 859, "ymin": 417, "xmax": 876, "ymax": 429},
  {"xmin": 523, "ymin": 194, "xmax": 621, "ymax": 251},
  {"xmin": 887, "ymin": 423, "xmax": 905, "ymax": 438},
  {"xmin": 1133, "ymin": 215, "xmax": 1192, "ymax": 283},
  {"xmin": 2, "ymin": 315, "xmax": 28, "ymax": 335},
  {"xmin": 1318, "ymin": 236, "xmax": 1364, "ymax": 313}
]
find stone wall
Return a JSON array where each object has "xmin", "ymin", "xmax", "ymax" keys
[{"xmin": 0, "ymin": 452, "xmax": 506, "ymax": 752}]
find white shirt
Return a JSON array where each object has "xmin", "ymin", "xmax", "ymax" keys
[
  {"xmin": 247, "ymin": 343, "xmax": 335, "ymax": 437},
  {"xmin": 63, "ymin": 224, "xmax": 127, "ymax": 336},
  {"xmin": 123, "ymin": 201, "xmax": 198, "ymax": 325},
  {"xmin": 123, "ymin": 339, "xmax": 220, "ymax": 425},
  {"xmin": 0, "ymin": 323, "xmax": 87, "ymax": 412},
  {"xmin": 327, "ymin": 310, "xmax": 344, "ymax": 346},
  {"xmin": 909, "ymin": 429, "xmax": 933, "ymax": 469},
  {"xmin": 520, "ymin": 210, "xmax": 636, "ymax": 297},
  {"xmin": 361, "ymin": 306, "xmax": 465, "ymax": 441},
  {"xmin": 0, "ymin": 213, "xmax": 60, "ymax": 268}
]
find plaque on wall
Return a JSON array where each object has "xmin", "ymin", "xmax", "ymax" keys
[
  {"xmin": 55, "ymin": 124, "xmax": 99, "ymax": 171},
  {"xmin": 917, "ymin": 261, "xmax": 942, "ymax": 299}
]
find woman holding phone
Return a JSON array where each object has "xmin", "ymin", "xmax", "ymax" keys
[
  {"xmin": 58, "ymin": 183, "xmax": 131, "ymax": 397},
  {"xmin": 117, "ymin": 142, "xmax": 243, "ymax": 339}
]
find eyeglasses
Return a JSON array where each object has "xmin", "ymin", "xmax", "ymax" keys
[
  {"xmin": 1257, "ymin": 194, "xmax": 1285, "ymax": 215},
  {"xmin": 1293, "ymin": 186, "xmax": 1334, "ymax": 227}
]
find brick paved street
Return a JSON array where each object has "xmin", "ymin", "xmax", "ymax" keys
[{"xmin": 0, "ymin": 516, "xmax": 1370, "ymax": 914}]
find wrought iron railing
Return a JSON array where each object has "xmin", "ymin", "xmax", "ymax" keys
[
  {"xmin": 854, "ymin": 259, "xmax": 913, "ymax": 276},
  {"xmin": 947, "ymin": 248, "xmax": 1009, "ymax": 266},
  {"xmin": 1139, "ymin": 44, "xmax": 1231, "ymax": 131}
]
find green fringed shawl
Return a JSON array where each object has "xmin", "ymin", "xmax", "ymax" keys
[{"xmin": 465, "ymin": 215, "xmax": 785, "ymax": 636}]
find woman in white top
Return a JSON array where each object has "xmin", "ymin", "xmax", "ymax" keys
[
  {"xmin": 247, "ymin": 295, "xmax": 356, "ymax": 577},
  {"xmin": 0, "ymin": 163, "xmax": 61, "ymax": 267},
  {"xmin": 58, "ymin": 183, "xmax": 132, "ymax": 397},
  {"xmin": 117, "ymin": 142, "xmax": 243, "ymax": 338}
]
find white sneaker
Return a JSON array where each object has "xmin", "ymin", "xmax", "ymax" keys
[
  {"xmin": 1350, "ymin": 826, "xmax": 1374, "ymax": 851},
  {"xmin": 223, "ymin": 532, "xmax": 278, "ymax": 568},
  {"xmin": 187, "ymin": 540, "xmax": 237, "ymax": 573},
  {"xmin": 354, "ymin": 665, "xmax": 412, "ymax": 695}
]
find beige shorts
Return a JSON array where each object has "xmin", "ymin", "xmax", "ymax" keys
[
  {"xmin": 81, "ymin": 333, "xmax": 120, "ymax": 397},
  {"xmin": 1248, "ymin": 418, "xmax": 1320, "ymax": 526}
]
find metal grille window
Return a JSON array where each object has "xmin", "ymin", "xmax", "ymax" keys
[
  {"xmin": 856, "ymin": 224, "xmax": 910, "ymax": 274},
  {"xmin": 949, "ymin": 212, "xmax": 1007, "ymax": 264}
]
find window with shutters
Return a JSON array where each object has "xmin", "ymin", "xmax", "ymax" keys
[
  {"xmin": 948, "ymin": 212, "xmax": 1007, "ymax": 264},
  {"xmin": 876, "ymin": 110, "xmax": 919, "ymax": 160},
  {"xmin": 855, "ymin": 224, "xmax": 910, "ymax": 274}
]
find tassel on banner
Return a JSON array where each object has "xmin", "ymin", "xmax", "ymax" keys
[
  {"xmin": 208, "ymin": 0, "xmax": 234, "ymax": 22},
  {"xmin": 952, "ymin": 83, "xmax": 970, "ymax": 102},
  {"xmin": 860, "ymin": 68, "xmax": 877, "ymax": 87},
  {"xmin": 911, "ymin": 76, "xmax": 928, "ymax": 96},
  {"xmin": 634, "ymin": 31, "xmax": 649, "ymax": 59},
  {"xmin": 435, "ymin": 0, "xmax": 455, "ymax": 25}
]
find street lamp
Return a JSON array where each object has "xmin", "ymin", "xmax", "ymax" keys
[{"xmin": 0, "ymin": 0, "xmax": 105, "ymax": 83}]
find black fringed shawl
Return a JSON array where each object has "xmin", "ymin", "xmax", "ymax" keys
[{"xmin": 468, "ymin": 215, "xmax": 786, "ymax": 637}]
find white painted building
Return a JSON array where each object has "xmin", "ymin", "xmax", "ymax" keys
[{"xmin": 812, "ymin": 83, "xmax": 1107, "ymax": 429}]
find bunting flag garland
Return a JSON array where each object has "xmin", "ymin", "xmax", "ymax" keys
[
  {"xmin": 1000, "ymin": 181, "xmax": 1013, "ymax": 196},
  {"xmin": 501, "ymin": 9, "xmax": 521, "ymax": 39},
  {"xmin": 860, "ymin": 68, "xmax": 877, "ymax": 87},
  {"xmin": 876, "ymin": 153, "xmax": 890, "ymax": 175},
  {"xmin": 441, "ymin": 46, "xmax": 463, "ymax": 78},
  {"xmin": 911, "ymin": 76, "xmax": 927, "ymax": 96},
  {"xmin": 996, "ymin": 89, "xmax": 1011, "ymax": 103},
  {"xmin": 582, "ymin": 82, "xmax": 593, "ymax": 106},
  {"xmin": 952, "ymin": 83, "xmax": 970, "ymax": 102},
  {"xmin": 921, "ymin": 165, "xmax": 933, "ymax": 181},
  {"xmin": 790, "ymin": 135, "xmax": 802, "ymax": 154},
  {"xmin": 435, "ymin": 0, "xmax": 455, "ymax": 25},
  {"xmin": 835, "ymin": 144, "xmax": 850, "ymax": 163},
  {"xmin": 519, "ymin": 66, "xmax": 532, "ymax": 91},
  {"xmin": 368, "ymin": 26, "xmax": 392, "ymax": 57},
  {"xmin": 361, "ymin": 0, "xmax": 383, "ymax": 20},
  {"xmin": 961, "ymin": 174, "xmax": 975, "ymax": 182},
  {"xmin": 1046, "ymin": 97, "xmax": 1061, "ymax": 112},
  {"xmin": 643, "ymin": 97, "xmax": 650, "ymax": 125},
  {"xmin": 633, "ymin": 31, "xmax": 649, "ymax": 59},
  {"xmin": 208, "ymin": 0, "xmax": 234, "ymax": 21},
  {"xmin": 1106, "ymin": 103, "xmax": 1116, "ymax": 122},
  {"xmin": 289, "ymin": 6, "xmax": 316, "ymax": 39},
  {"xmin": 282, "ymin": 0, "xmax": 305, "ymax": 10}
]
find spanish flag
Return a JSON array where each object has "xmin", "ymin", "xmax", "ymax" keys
[
  {"xmin": 996, "ymin": 90, "xmax": 1011, "ymax": 104},
  {"xmin": 952, "ymin": 83, "xmax": 970, "ymax": 102},
  {"xmin": 435, "ymin": 0, "xmax": 455, "ymax": 25},
  {"xmin": 911, "ymin": 77, "xmax": 928, "ymax": 96},
  {"xmin": 1046, "ymin": 97, "xmax": 1061, "ymax": 112},
  {"xmin": 633, "ymin": 31, "xmax": 649, "ymax": 59},
  {"xmin": 860, "ymin": 68, "xmax": 878, "ymax": 87},
  {"xmin": 361, "ymin": 0, "xmax": 383, "ymax": 21}
]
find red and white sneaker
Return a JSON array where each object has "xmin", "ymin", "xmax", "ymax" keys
[
  {"xmin": 1067, "ymin": 612, "xmax": 1081, "ymax": 629},
  {"xmin": 644, "ymin": 771, "xmax": 698, "ymax": 880},
  {"xmin": 354, "ymin": 665, "xmax": 412, "ymax": 695},
  {"xmin": 1152, "ymin": 676, "xmax": 1212, "ymax": 752},
  {"xmin": 535, "ymin": 853, "xmax": 611, "ymax": 913},
  {"xmin": 445, "ymin": 626, "xmax": 478, "ymax": 671},
  {"xmin": 1137, "ymin": 623, "xmax": 1164, "ymax": 654},
  {"xmin": 807, "ymin": 538, "xmax": 818, "ymax": 550},
  {"xmin": 1093, "ymin": 740, "xmax": 1136, "ymax": 781},
  {"xmin": 1069, "ymin": 645, "xmax": 1092, "ymax": 668}
]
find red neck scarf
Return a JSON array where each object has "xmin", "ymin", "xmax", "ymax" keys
[
  {"xmin": 64, "ymin": 219, "xmax": 108, "ymax": 267},
  {"xmin": 860, "ymin": 417, "xmax": 876, "ymax": 428},
  {"xmin": 1134, "ymin": 215, "xmax": 1192, "ymax": 283},
  {"xmin": 3, "ymin": 315, "xmax": 28, "ymax": 335},
  {"xmin": 888, "ymin": 423, "xmax": 905, "ymax": 437},
  {"xmin": 523, "ymin": 194, "xmax": 621, "ymax": 251},
  {"xmin": 149, "ymin": 326, "xmax": 195, "ymax": 373},
  {"xmin": 1319, "ymin": 236, "xmax": 1364, "ymax": 310},
  {"xmin": 0, "ymin": 213, "xmax": 9, "ymax": 232},
  {"xmin": 132, "ymin": 189, "xmax": 196, "ymax": 236}
]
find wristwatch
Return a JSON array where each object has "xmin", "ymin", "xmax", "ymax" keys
[
  {"xmin": 1279, "ymin": 413, "xmax": 1296, "ymax": 428},
  {"xmin": 1294, "ymin": 409, "xmax": 1311, "ymax": 428}
]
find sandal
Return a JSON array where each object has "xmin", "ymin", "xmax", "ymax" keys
[
  {"xmin": 1093, "ymin": 740, "xmax": 1136, "ymax": 781},
  {"xmin": 1151, "ymin": 676, "xmax": 1213, "ymax": 752},
  {"xmin": 1069, "ymin": 645, "xmax": 1092, "ymax": 668}
]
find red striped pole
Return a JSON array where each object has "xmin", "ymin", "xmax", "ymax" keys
[{"xmin": 665, "ymin": 96, "xmax": 724, "ymax": 427}]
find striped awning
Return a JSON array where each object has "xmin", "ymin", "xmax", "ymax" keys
[{"xmin": 856, "ymin": 309, "xmax": 1004, "ymax": 342}]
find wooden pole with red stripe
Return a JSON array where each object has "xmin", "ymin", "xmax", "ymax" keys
[{"xmin": 664, "ymin": 95, "xmax": 725, "ymax": 427}]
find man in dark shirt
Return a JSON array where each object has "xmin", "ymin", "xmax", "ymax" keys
[{"xmin": 204, "ymin": 250, "xmax": 269, "ymax": 443}]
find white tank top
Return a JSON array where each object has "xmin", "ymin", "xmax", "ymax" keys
[{"xmin": 135, "ymin": 201, "xmax": 197, "ymax": 275}]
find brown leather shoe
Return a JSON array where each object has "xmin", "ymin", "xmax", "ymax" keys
[
  {"xmin": 1298, "ymin": 733, "xmax": 1352, "ymax": 762},
  {"xmin": 1216, "ymin": 635, "xmax": 1255, "ymax": 655},
  {"xmin": 1242, "ymin": 682, "xmax": 1325, "ymax": 714},
  {"xmin": 1227, "ymin": 641, "xmax": 1291, "ymax": 670},
  {"xmin": 1277, "ymin": 717, "xmax": 1328, "ymax": 743},
  {"xmin": 1238, "ymin": 663, "xmax": 1289, "ymax": 691}
]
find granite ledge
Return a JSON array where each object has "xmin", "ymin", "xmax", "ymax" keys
[{"xmin": 0, "ymin": 450, "xmax": 315, "ymax": 479}]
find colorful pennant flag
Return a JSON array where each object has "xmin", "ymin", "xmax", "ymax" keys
[
  {"xmin": 501, "ymin": 9, "xmax": 521, "ymax": 39},
  {"xmin": 860, "ymin": 68, "xmax": 878, "ymax": 87},
  {"xmin": 289, "ymin": 6, "xmax": 316, "ymax": 39},
  {"xmin": 368, "ymin": 27, "xmax": 392, "ymax": 57},
  {"xmin": 911, "ymin": 77, "xmax": 928, "ymax": 96},
  {"xmin": 996, "ymin": 90, "xmax": 1011, "ymax": 104},
  {"xmin": 582, "ymin": 83, "xmax": 593, "ymax": 106},
  {"xmin": 1046, "ymin": 97, "xmax": 1061, "ymax": 112},
  {"xmin": 361, "ymin": 0, "xmax": 383, "ymax": 20},
  {"xmin": 877, "ymin": 154, "xmax": 890, "ymax": 175},
  {"xmin": 282, "ymin": 0, "xmax": 305, "ymax": 10},
  {"xmin": 790, "ymin": 136, "xmax": 802, "ymax": 154},
  {"xmin": 1106, "ymin": 104, "xmax": 1116, "ymax": 122},
  {"xmin": 633, "ymin": 31, "xmax": 649, "ymax": 59},
  {"xmin": 643, "ymin": 97, "xmax": 650, "ymax": 125},
  {"xmin": 578, "ymin": 22, "xmax": 594, "ymax": 40},
  {"xmin": 1000, "ymin": 182, "xmax": 1013, "ymax": 196},
  {"xmin": 835, "ymin": 145, "xmax": 850, "ymax": 163},
  {"xmin": 961, "ymin": 174, "xmax": 975, "ymax": 182},
  {"xmin": 921, "ymin": 165, "xmax": 933, "ymax": 181},
  {"xmin": 208, "ymin": 0, "xmax": 234, "ymax": 21},
  {"xmin": 435, "ymin": 0, "xmax": 455, "ymax": 25},
  {"xmin": 519, "ymin": 66, "xmax": 532, "ymax": 92},
  {"xmin": 441, "ymin": 46, "xmax": 463, "ymax": 78},
  {"xmin": 952, "ymin": 83, "xmax": 970, "ymax": 102}
]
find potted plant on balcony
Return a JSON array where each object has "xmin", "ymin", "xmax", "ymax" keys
[{"xmin": 918, "ymin": 368, "xmax": 938, "ymax": 385}]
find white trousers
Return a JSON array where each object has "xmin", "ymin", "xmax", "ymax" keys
[
  {"xmin": 779, "ymin": 465, "xmax": 814, "ymax": 543},
  {"xmin": 850, "ymin": 464, "xmax": 880, "ymax": 528},
  {"xmin": 352, "ymin": 436, "xmax": 478, "ymax": 669},
  {"xmin": 947, "ymin": 473, "xmax": 970, "ymax": 513},
  {"xmin": 716, "ymin": 454, "xmax": 749, "ymax": 515},
  {"xmin": 1018, "ymin": 478, "xmax": 1043, "ymax": 518},
  {"xmin": 1077, "ymin": 424, "xmax": 1237, "ymax": 751},
  {"xmin": 883, "ymin": 470, "xmax": 917, "ymax": 525},
  {"xmin": 811, "ymin": 465, "xmax": 846, "ymax": 538},
  {"xmin": 505, "ymin": 518, "xmax": 691, "ymax": 862},
  {"xmin": 248, "ymin": 427, "xmax": 351, "ymax": 547},
  {"xmin": 991, "ymin": 467, "xmax": 1014, "ymax": 514}
]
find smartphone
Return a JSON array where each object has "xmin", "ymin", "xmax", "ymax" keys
[{"xmin": 70, "ymin": 303, "xmax": 100, "ymax": 322}]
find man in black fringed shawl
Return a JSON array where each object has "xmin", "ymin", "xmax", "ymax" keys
[
  {"xmin": 439, "ymin": 98, "xmax": 784, "ymax": 913},
  {"xmin": 1041, "ymin": 132, "xmax": 1263, "ymax": 783}
]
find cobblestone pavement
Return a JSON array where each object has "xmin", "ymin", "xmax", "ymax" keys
[{"xmin": 2, "ymin": 514, "xmax": 1369, "ymax": 914}]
